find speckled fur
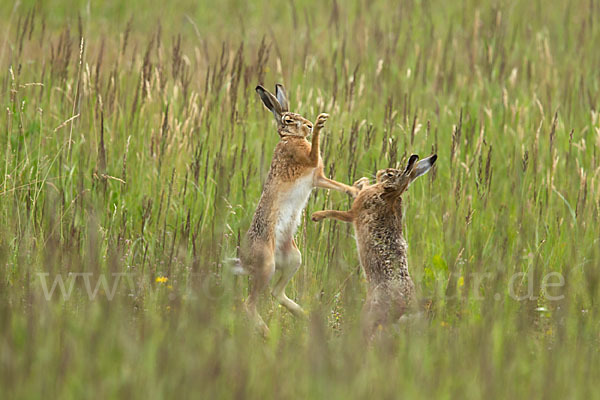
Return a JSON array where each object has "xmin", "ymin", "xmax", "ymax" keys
[
  {"xmin": 352, "ymin": 182, "xmax": 415, "ymax": 331},
  {"xmin": 245, "ymin": 135, "xmax": 316, "ymax": 246},
  {"xmin": 312, "ymin": 154, "xmax": 437, "ymax": 338}
]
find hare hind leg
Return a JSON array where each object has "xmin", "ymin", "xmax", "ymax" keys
[
  {"xmin": 244, "ymin": 247, "xmax": 276, "ymax": 337},
  {"xmin": 271, "ymin": 240, "xmax": 305, "ymax": 318},
  {"xmin": 361, "ymin": 286, "xmax": 392, "ymax": 340}
]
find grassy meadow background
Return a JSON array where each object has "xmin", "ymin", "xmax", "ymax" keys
[{"xmin": 1, "ymin": 0, "xmax": 600, "ymax": 398}]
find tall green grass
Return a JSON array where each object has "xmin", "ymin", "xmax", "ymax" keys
[{"xmin": 1, "ymin": 0, "xmax": 599, "ymax": 398}]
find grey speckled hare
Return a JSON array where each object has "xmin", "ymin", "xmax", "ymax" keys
[
  {"xmin": 312, "ymin": 154, "xmax": 437, "ymax": 338},
  {"xmin": 230, "ymin": 84, "xmax": 358, "ymax": 337}
]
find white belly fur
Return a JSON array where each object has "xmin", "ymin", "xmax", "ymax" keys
[{"xmin": 274, "ymin": 173, "xmax": 314, "ymax": 251}]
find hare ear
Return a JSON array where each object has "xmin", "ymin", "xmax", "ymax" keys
[
  {"xmin": 404, "ymin": 154, "xmax": 420, "ymax": 175},
  {"xmin": 256, "ymin": 85, "xmax": 283, "ymax": 122},
  {"xmin": 410, "ymin": 154, "xmax": 437, "ymax": 180},
  {"xmin": 275, "ymin": 84, "xmax": 289, "ymax": 112}
]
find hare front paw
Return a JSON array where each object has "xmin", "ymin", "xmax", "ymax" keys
[
  {"xmin": 315, "ymin": 113, "xmax": 329, "ymax": 129},
  {"xmin": 311, "ymin": 212, "xmax": 326, "ymax": 222},
  {"xmin": 353, "ymin": 177, "xmax": 370, "ymax": 191}
]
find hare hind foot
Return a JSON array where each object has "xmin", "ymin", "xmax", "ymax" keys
[
  {"xmin": 272, "ymin": 291, "xmax": 306, "ymax": 318},
  {"xmin": 244, "ymin": 300, "xmax": 271, "ymax": 338}
]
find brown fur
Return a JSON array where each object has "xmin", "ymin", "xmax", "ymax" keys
[
  {"xmin": 312, "ymin": 154, "xmax": 437, "ymax": 338},
  {"xmin": 237, "ymin": 84, "xmax": 358, "ymax": 337}
]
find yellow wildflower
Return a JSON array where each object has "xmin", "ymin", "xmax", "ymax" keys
[{"xmin": 156, "ymin": 276, "xmax": 168, "ymax": 283}]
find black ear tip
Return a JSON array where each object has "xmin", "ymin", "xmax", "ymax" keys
[
  {"xmin": 409, "ymin": 154, "xmax": 419, "ymax": 163},
  {"xmin": 255, "ymin": 85, "xmax": 264, "ymax": 92},
  {"xmin": 431, "ymin": 154, "xmax": 438, "ymax": 164}
]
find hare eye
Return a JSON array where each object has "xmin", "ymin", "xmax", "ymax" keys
[
  {"xmin": 283, "ymin": 116, "xmax": 294, "ymax": 124},
  {"xmin": 305, "ymin": 123, "xmax": 313, "ymax": 130}
]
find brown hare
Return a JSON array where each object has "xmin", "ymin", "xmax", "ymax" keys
[
  {"xmin": 231, "ymin": 84, "xmax": 358, "ymax": 336},
  {"xmin": 311, "ymin": 153, "xmax": 437, "ymax": 338}
]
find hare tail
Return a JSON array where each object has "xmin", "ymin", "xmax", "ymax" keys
[{"xmin": 226, "ymin": 258, "xmax": 249, "ymax": 275}]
